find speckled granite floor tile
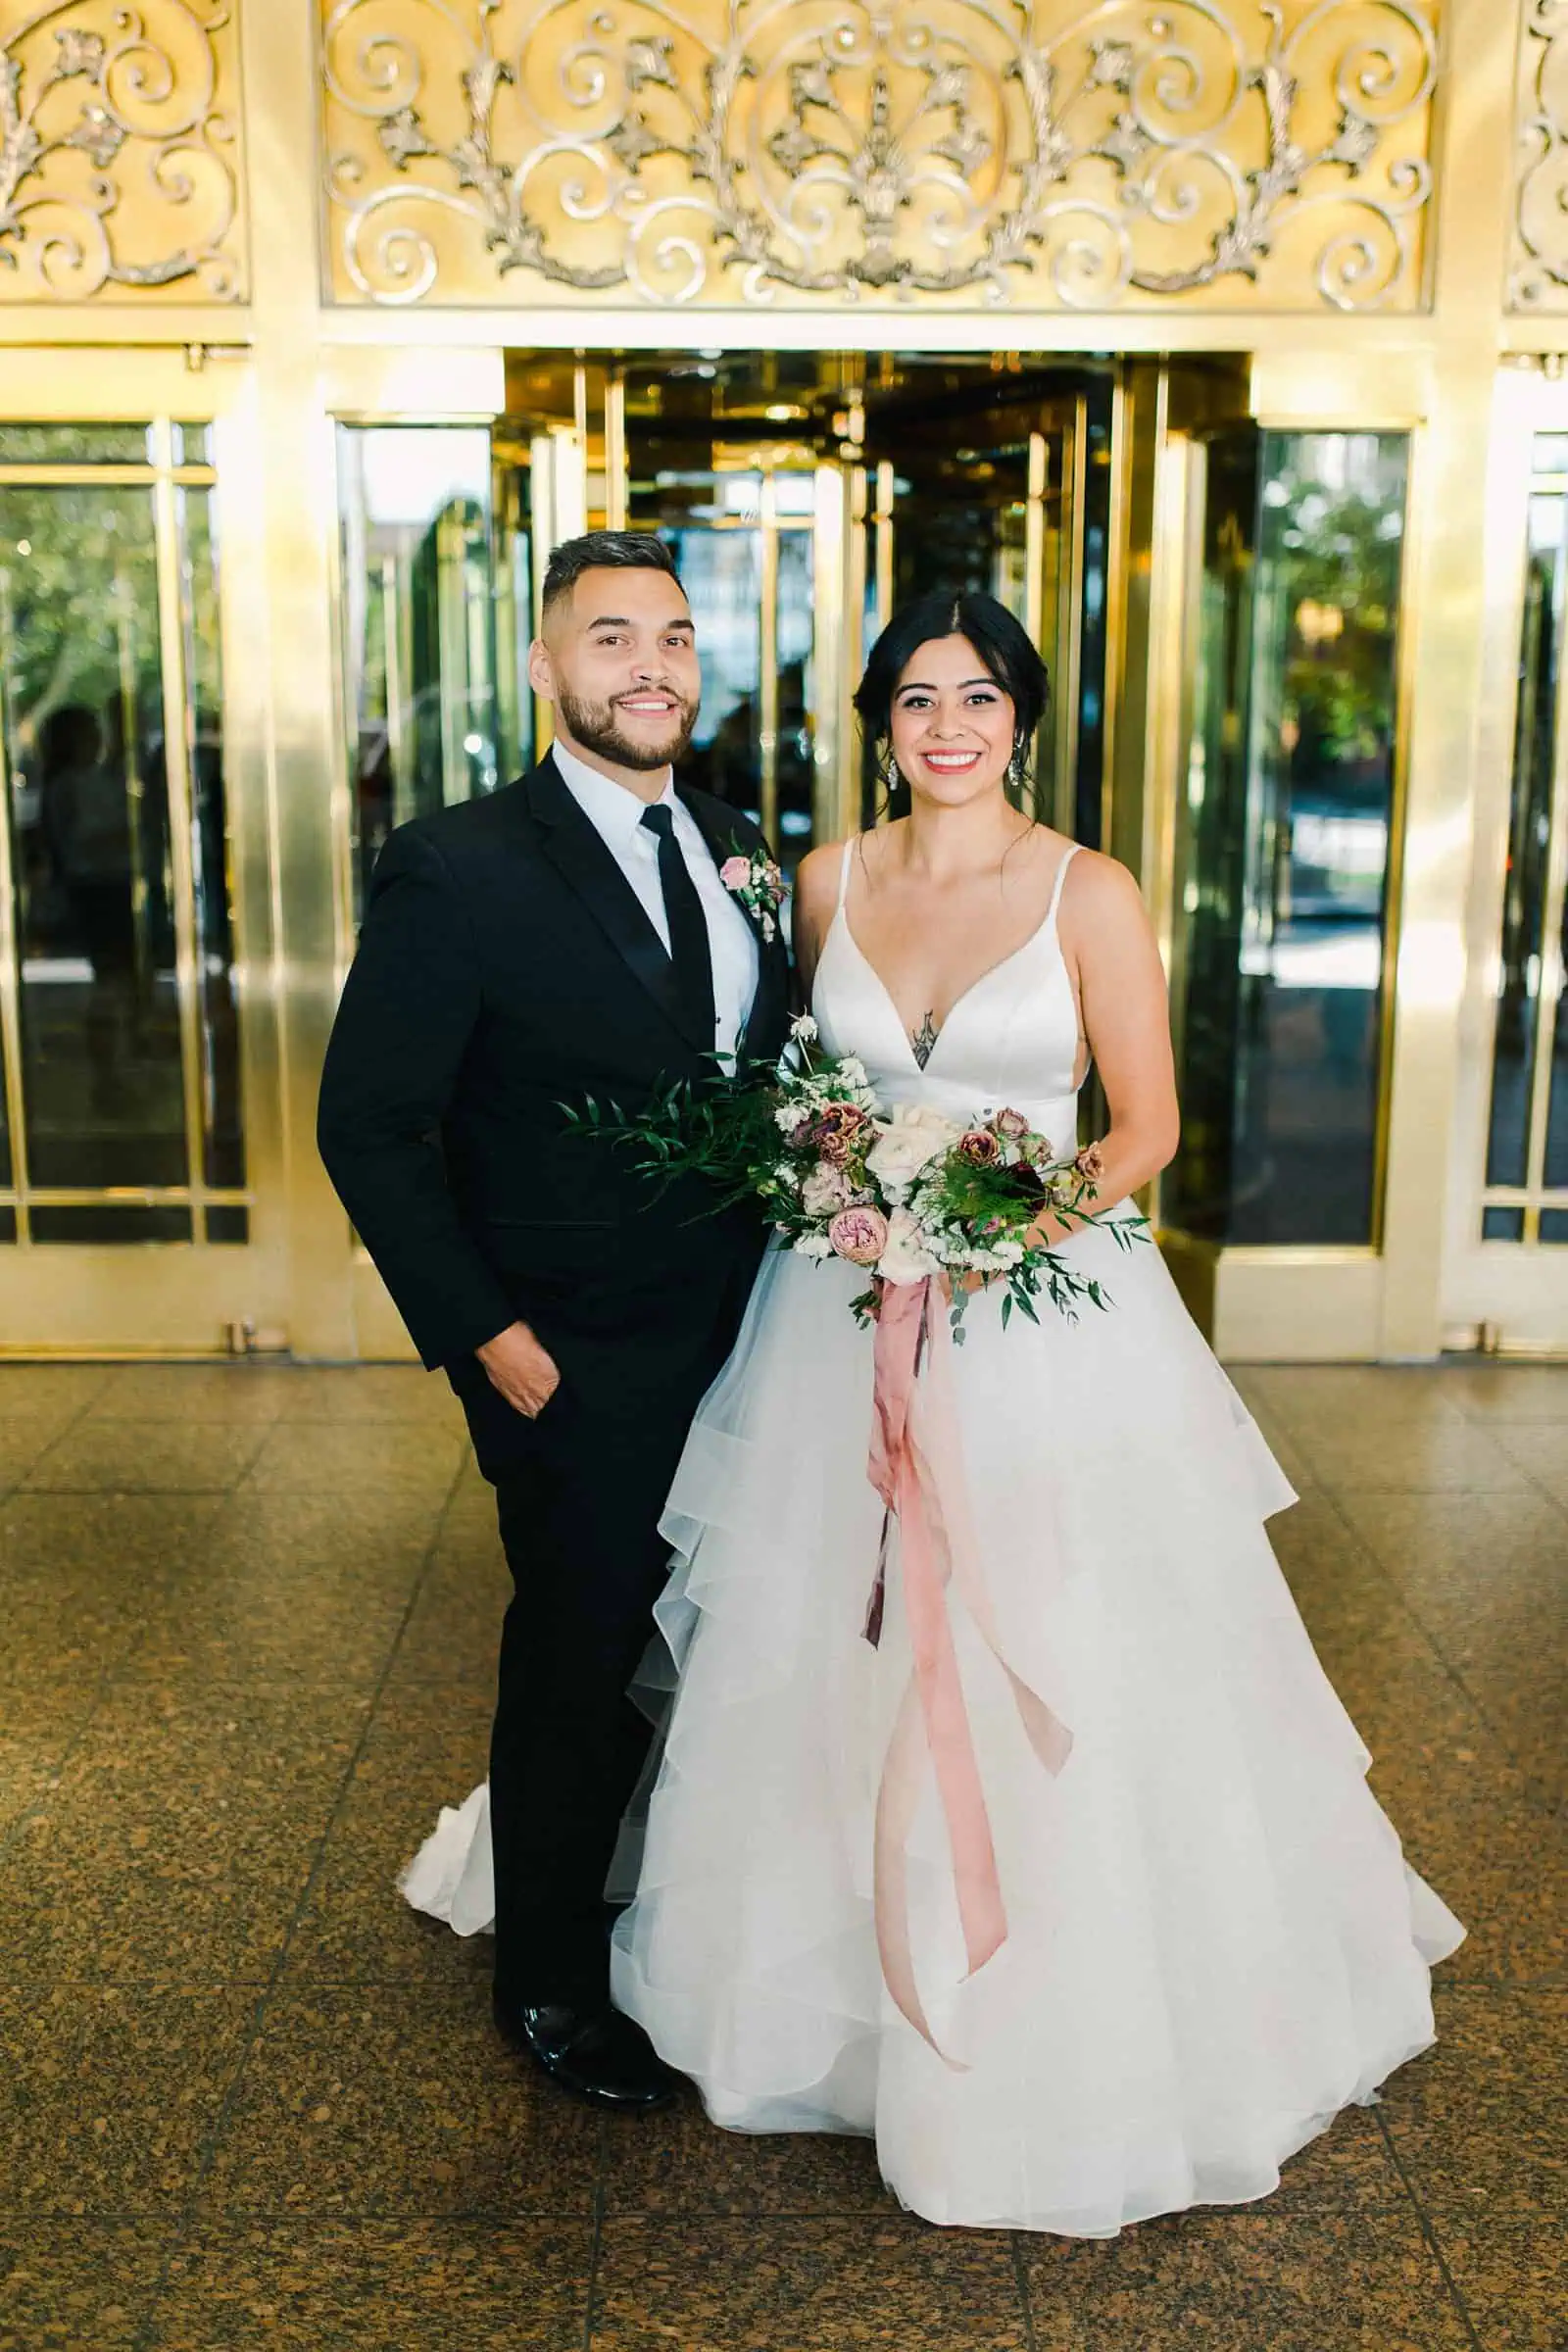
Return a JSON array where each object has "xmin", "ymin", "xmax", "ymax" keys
[
  {"xmin": 87, "ymin": 1365, "xmax": 303, "ymax": 1423},
  {"xmin": 1440, "ymin": 1363, "xmax": 1568, "ymax": 1422},
  {"xmin": 119, "ymin": 1554, "xmax": 415, "ymax": 1693},
  {"xmin": 0, "ymin": 2221, "xmax": 169, "ymax": 2349},
  {"xmin": 0, "ymin": 1420, "xmax": 69, "ymax": 1492},
  {"xmin": 1330, "ymin": 1489, "xmax": 1568, "ymax": 1806},
  {"xmin": 238, "ymin": 1422, "xmax": 466, "ymax": 1501},
  {"xmin": 1360, "ymin": 1708, "xmax": 1568, "ymax": 1984},
  {"xmin": 1376, "ymin": 1988, "xmax": 1568, "ymax": 2221},
  {"xmin": 1489, "ymin": 1423, "xmax": 1568, "ymax": 1509},
  {"xmin": 0, "ymin": 1494, "xmax": 224, "ymax": 1693},
  {"xmin": 270, "ymin": 1366, "xmax": 466, "ymax": 1425},
  {"xmin": 22, "ymin": 1419, "xmax": 270, "ymax": 1494},
  {"xmin": 191, "ymin": 1491, "xmax": 443, "ymax": 1586},
  {"xmin": 0, "ymin": 1683, "xmax": 367, "ymax": 1980},
  {"xmin": 0, "ymin": 1365, "xmax": 114, "ymax": 1418},
  {"xmin": 1275, "ymin": 1414, "xmax": 1533, "ymax": 1498},
  {"xmin": 602, "ymin": 2097, "xmax": 896, "ymax": 2218},
  {"xmin": 147, "ymin": 2220, "xmax": 593, "ymax": 2349},
  {"xmin": 384, "ymin": 1539, "xmax": 509, "ymax": 1689},
  {"xmin": 0, "ymin": 1688, "xmax": 101, "ymax": 1841},
  {"xmin": 590, "ymin": 2215, "xmax": 1029, "ymax": 2351},
  {"xmin": 1019, "ymin": 2206, "xmax": 1472, "ymax": 2351},
  {"xmin": 280, "ymin": 1684, "xmax": 494, "ymax": 1986},
  {"xmin": 1243, "ymin": 1367, "xmax": 1473, "ymax": 1427},
  {"xmin": 1428, "ymin": 2217, "xmax": 1568, "ymax": 2351},
  {"xmin": 197, "ymin": 1984, "xmax": 600, "ymax": 2218},
  {"xmin": 0, "ymin": 1984, "xmax": 257, "ymax": 2213}
]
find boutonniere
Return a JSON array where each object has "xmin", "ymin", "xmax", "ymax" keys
[{"xmin": 719, "ymin": 842, "xmax": 785, "ymax": 943}]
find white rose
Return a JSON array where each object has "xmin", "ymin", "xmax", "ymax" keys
[
  {"xmin": 802, "ymin": 1164, "xmax": 853, "ymax": 1216},
  {"xmin": 866, "ymin": 1103, "xmax": 959, "ymax": 1192},
  {"xmin": 794, "ymin": 1232, "xmax": 833, "ymax": 1258},
  {"xmin": 876, "ymin": 1206, "xmax": 942, "ymax": 1287}
]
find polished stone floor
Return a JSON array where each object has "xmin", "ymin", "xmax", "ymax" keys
[{"xmin": 0, "ymin": 1357, "xmax": 1564, "ymax": 2350}]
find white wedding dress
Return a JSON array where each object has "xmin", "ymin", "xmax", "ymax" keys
[{"xmin": 406, "ymin": 839, "xmax": 1463, "ymax": 2235}]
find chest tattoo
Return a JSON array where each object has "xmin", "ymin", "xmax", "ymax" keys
[{"xmin": 910, "ymin": 1009, "xmax": 940, "ymax": 1070}]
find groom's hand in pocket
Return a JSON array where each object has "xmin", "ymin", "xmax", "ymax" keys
[{"xmin": 476, "ymin": 1320, "xmax": 561, "ymax": 1418}]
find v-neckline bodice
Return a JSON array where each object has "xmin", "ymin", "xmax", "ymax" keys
[
  {"xmin": 834, "ymin": 901, "xmax": 1060, "ymax": 1075},
  {"xmin": 808, "ymin": 837, "xmax": 1087, "ymax": 1131}
]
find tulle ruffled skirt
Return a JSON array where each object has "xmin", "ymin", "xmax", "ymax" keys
[{"xmin": 603, "ymin": 1221, "xmax": 1464, "ymax": 2233}]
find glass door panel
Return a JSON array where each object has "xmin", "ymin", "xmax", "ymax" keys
[
  {"xmin": 1165, "ymin": 429, "xmax": 1410, "ymax": 1250},
  {"xmin": 0, "ymin": 422, "xmax": 250, "ymax": 1260},
  {"xmin": 337, "ymin": 423, "xmax": 527, "ymax": 923},
  {"xmin": 1481, "ymin": 434, "xmax": 1568, "ymax": 1250},
  {"xmin": 858, "ymin": 364, "xmax": 1112, "ymax": 842}
]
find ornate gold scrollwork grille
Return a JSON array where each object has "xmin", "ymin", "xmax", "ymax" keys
[
  {"xmin": 0, "ymin": 0, "xmax": 243, "ymax": 302},
  {"xmin": 321, "ymin": 0, "xmax": 1437, "ymax": 312},
  {"xmin": 1514, "ymin": 0, "xmax": 1568, "ymax": 311}
]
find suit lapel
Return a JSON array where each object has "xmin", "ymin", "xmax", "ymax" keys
[{"xmin": 523, "ymin": 755, "xmax": 704, "ymax": 1053}]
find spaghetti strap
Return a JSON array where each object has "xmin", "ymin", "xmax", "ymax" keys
[
  {"xmin": 835, "ymin": 836, "xmax": 858, "ymax": 915},
  {"xmin": 1045, "ymin": 841, "xmax": 1081, "ymax": 927}
]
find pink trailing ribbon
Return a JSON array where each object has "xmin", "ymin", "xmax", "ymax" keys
[{"xmin": 865, "ymin": 1276, "xmax": 1073, "ymax": 2063}]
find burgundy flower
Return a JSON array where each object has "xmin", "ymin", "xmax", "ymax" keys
[
  {"xmin": 806, "ymin": 1101, "xmax": 870, "ymax": 1165},
  {"xmin": 957, "ymin": 1127, "xmax": 1003, "ymax": 1167}
]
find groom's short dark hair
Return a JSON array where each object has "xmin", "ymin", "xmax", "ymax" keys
[{"xmin": 542, "ymin": 530, "xmax": 683, "ymax": 616}]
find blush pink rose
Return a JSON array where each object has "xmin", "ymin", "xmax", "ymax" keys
[
  {"xmin": 957, "ymin": 1127, "xmax": 1003, "ymax": 1167},
  {"xmin": 828, "ymin": 1204, "xmax": 889, "ymax": 1266},
  {"xmin": 719, "ymin": 856, "xmax": 752, "ymax": 889}
]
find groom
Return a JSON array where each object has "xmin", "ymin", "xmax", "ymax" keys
[{"xmin": 318, "ymin": 531, "xmax": 790, "ymax": 2109}]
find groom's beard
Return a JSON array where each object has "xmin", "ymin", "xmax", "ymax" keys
[{"xmin": 554, "ymin": 682, "xmax": 700, "ymax": 773}]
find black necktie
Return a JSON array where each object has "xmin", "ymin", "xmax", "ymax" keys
[{"xmin": 640, "ymin": 803, "xmax": 715, "ymax": 1048}]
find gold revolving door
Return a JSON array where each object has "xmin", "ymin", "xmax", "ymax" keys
[{"xmin": 0, "ymin": 354, "xmax": 284, "ymax": 1355}]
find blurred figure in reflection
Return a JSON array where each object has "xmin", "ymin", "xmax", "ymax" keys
[{"xmin": 39, "ymin": 702, "xmax": 135, "ymax": 1112}]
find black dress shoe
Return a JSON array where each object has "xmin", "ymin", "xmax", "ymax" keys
[{"xmin": 493, "ymin": 1993, "xmax": 681, "ymax": 2113}]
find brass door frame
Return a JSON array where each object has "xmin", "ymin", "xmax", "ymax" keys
[
  {"xmin": 1443, "ymin": 361, "xmax": 1568, "ymax": 1354},
  {"xmin": 0, "ymin": 348, "xmax": 288, "ymax": 1354}
]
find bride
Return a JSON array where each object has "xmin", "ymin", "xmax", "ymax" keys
[{"xmin": 408, "ymin": 589, "xmax": 1463, "ymax": 2236}]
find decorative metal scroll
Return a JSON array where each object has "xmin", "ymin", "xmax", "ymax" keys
[
  {"xmin": 0, "ymin": 0, "xmax": 242, "ymax": 301},
  {"xmin": 322, "ymin": 0, "xmax": 1438, "ymax": 312},
  {"xmin": 1515, "ymin": 0, "xmax": 1568, "ymax": 310}
]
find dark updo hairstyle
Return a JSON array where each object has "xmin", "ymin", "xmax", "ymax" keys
[{"xmin": 854, "ymin": 591, "xmax": 1051, "ymax": 766}]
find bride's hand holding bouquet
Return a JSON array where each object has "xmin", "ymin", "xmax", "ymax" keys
[{"xmin": 570, "ymin": 1014, "xmax": 1149, "ymax": 1336}]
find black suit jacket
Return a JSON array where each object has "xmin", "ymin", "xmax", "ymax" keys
[{"xmin": 317, "ymin": 755, "xmax": 792, "ymax": 1388}]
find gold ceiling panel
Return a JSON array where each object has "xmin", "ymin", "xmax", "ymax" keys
[
  {"xmin": 1514, "ymin": 0, "xmax": 1568, "ymax": 311},
  {"xmin": 0, "ymin": 0, "xmax": 243, "ymax": 303},
  {"xmin": 321, "ymin": 0, "xmax": 1438, "ymax": 313}
]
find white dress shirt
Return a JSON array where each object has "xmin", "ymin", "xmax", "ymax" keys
[{"xmin": 551, "ymin": 740, "xmax": 760, "ymax": 1063}]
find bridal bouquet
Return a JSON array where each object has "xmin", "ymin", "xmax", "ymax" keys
[{"xmin": 571, "ymin": 1015, "xmax": 1148, "ymax": 1332}]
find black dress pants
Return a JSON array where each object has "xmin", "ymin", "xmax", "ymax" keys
[{"xmin": 484, "ymin": 1262, "xmax": 755, "ymax": 2013}]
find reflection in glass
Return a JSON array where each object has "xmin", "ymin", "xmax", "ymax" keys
[
  {"xmin": 1487, "ymin": 487, "xmax": 1560, "ymax": 1190},
  {"xmin": 638, "ymin": 477, "xmax": 763, "ymax": 819},
  {"xmin": 30, "ymin": 1203, "xmax": 193, "ymax": 1243},
  {"xmin": 0, "ymin": 479, "xmax": 188, "ymax": 1188},
  {"xmin": 180, "ymin": 489, "xmax": 244, "ymax": 1190},
  {"xmin": 1168, "ymin": 432, "xmax": 1409, "ymax": 1247},
  {"xmin": 338, "ymin": 427, "xmax": 514, "ymax": 920},
  {"xmin": 629, "ymin": 461, "xmax": 819, "ymax": 858},
  {"xmin": 1484, "ymin": 439, "xmax": 1568, "ymax": 1240},
  {"xmin": 0, "ymin": 424, "xmax": 158, "ymax": 466},
  {"xmin": 776, "ymin": 525, "xmax": 815, "ymax": 846}
]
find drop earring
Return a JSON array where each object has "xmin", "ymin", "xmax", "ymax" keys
[{"xmin": 1005, "ymin": 741, "xmax": 1029, "ymax": 796}]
